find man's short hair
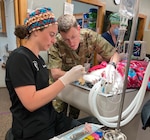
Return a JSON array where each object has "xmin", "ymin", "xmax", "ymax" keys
[{"xmin": 57, "ymin": 14, "xmax": 78, "ymax": 33}]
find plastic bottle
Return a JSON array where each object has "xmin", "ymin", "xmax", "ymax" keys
[{"xmin": 119, "ymin": 0, "xmax": 137, "ymax": 19}]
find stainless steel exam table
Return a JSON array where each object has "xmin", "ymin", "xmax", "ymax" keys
[{"xmin": 57, "ymin": 83, "xmax": 150, "ymax": 140}]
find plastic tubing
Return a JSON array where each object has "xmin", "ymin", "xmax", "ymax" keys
[{"xmin": 88, "ymin": 62, "xmax": 150, "ymax": 127}]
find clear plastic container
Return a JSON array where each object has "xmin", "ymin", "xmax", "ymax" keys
[
  {"xmin": 51, "ymin": 123, "xmax": 103, "ymax": 140},
  {"xmin": 119, "ymin": 0, "xmax": 137, "ymax": 19}
]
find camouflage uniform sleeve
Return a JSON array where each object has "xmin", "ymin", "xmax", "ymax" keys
[
  {"xmin": 47, "ymin": 44, "xmax": 62, "ymax": 69},
  {"xmin": 87, "ymin": 29, "xmax": 117, "ymax": 61}
]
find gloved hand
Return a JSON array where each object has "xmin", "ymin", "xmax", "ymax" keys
[
  {"xmin": 83, "ymin": 74, "xmax": 100, "ymax": 85},
  {"xmin": 105, "ymin": 64, "xmax": 116, "ymax": 83},
  {"xmin": 59, "ymin": 65, "xmax": 85, "ymax": 86}
]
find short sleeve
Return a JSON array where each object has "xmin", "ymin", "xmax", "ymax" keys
[{"xmin": 7, "ymin": 53, "xmax": 35, "ymax": 88}]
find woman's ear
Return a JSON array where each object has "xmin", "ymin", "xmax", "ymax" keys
[
  {"xmin": 32, "ymin": 30, "xmax": 40, "ymax": 37},
  {"xmin": 32, "ymin": 31, "xmax": 36, "ymax": 36}
]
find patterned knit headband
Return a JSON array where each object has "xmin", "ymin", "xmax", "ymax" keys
[{"xmin": 24, "ymin": 7, "xmax": 57, "ymax": 33}]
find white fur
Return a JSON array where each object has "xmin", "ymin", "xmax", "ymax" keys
[{"xmin": 83, "ymin": 68, "xmax": 124, "ymax": 94}]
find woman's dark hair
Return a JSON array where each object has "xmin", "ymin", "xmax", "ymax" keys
[
  {"xmin": 106, "ymin": 22, "xmax": 111, "ymax": 31},
  {"xmin": 14, "ymin": 25, "xmax": 29, "ymax": 39}
]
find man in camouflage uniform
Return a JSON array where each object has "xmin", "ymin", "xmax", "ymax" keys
[{"xmin": 48, "ymin": 14, "xmax": 120, "ymax": 119}]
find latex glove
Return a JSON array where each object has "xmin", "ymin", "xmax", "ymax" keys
[
  {"xmin": 50, "ymin": 137, "xmax": 65, "ymax": 140},
  {"xmin": 105, "ymin": 64, "xmax": 116, "ymax": 83},
  {"xmin": 83, "ymin": 74, "xmax": 100, "ymax": 85},
  {"xmin": 59, "ymin": 65, "xmax": 85, "ymax": 86},
  {"xmin": 83, "ymin": 122, "xmax": 92, "ymax": 133}
]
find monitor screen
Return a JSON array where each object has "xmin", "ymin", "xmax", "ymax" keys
[{"xmin": 123, "ymin": 41, "xmax": 146, "ymax": 60}]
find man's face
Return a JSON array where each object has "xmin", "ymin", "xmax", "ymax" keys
[{"xmin": 60, "ymin": 26, "xmax": 80, "ymax": 50}]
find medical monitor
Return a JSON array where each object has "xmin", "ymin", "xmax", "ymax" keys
[{"xmin": 123, "ymin": 41, "xmax": 146, "ymax": 60}]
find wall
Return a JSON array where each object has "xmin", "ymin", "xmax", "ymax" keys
[
  {"xmin": 0, "ymin": 37, "xmax": 8, "ymax": 87},
  {"xmin": 27, "ymin": 0, "xmax": 66, "ymax": 19},
  {"xmin": 0, "ymin": 0, "xmax": 16, "ymax": 87},
  {"xmin": 72, "ymin": 1, "xmax": 97, "ymax": 14}
]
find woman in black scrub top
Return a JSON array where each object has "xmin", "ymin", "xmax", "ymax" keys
[{"xmin": 5, "ymin": 7, "xmax": 84, "ymax": 140}]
